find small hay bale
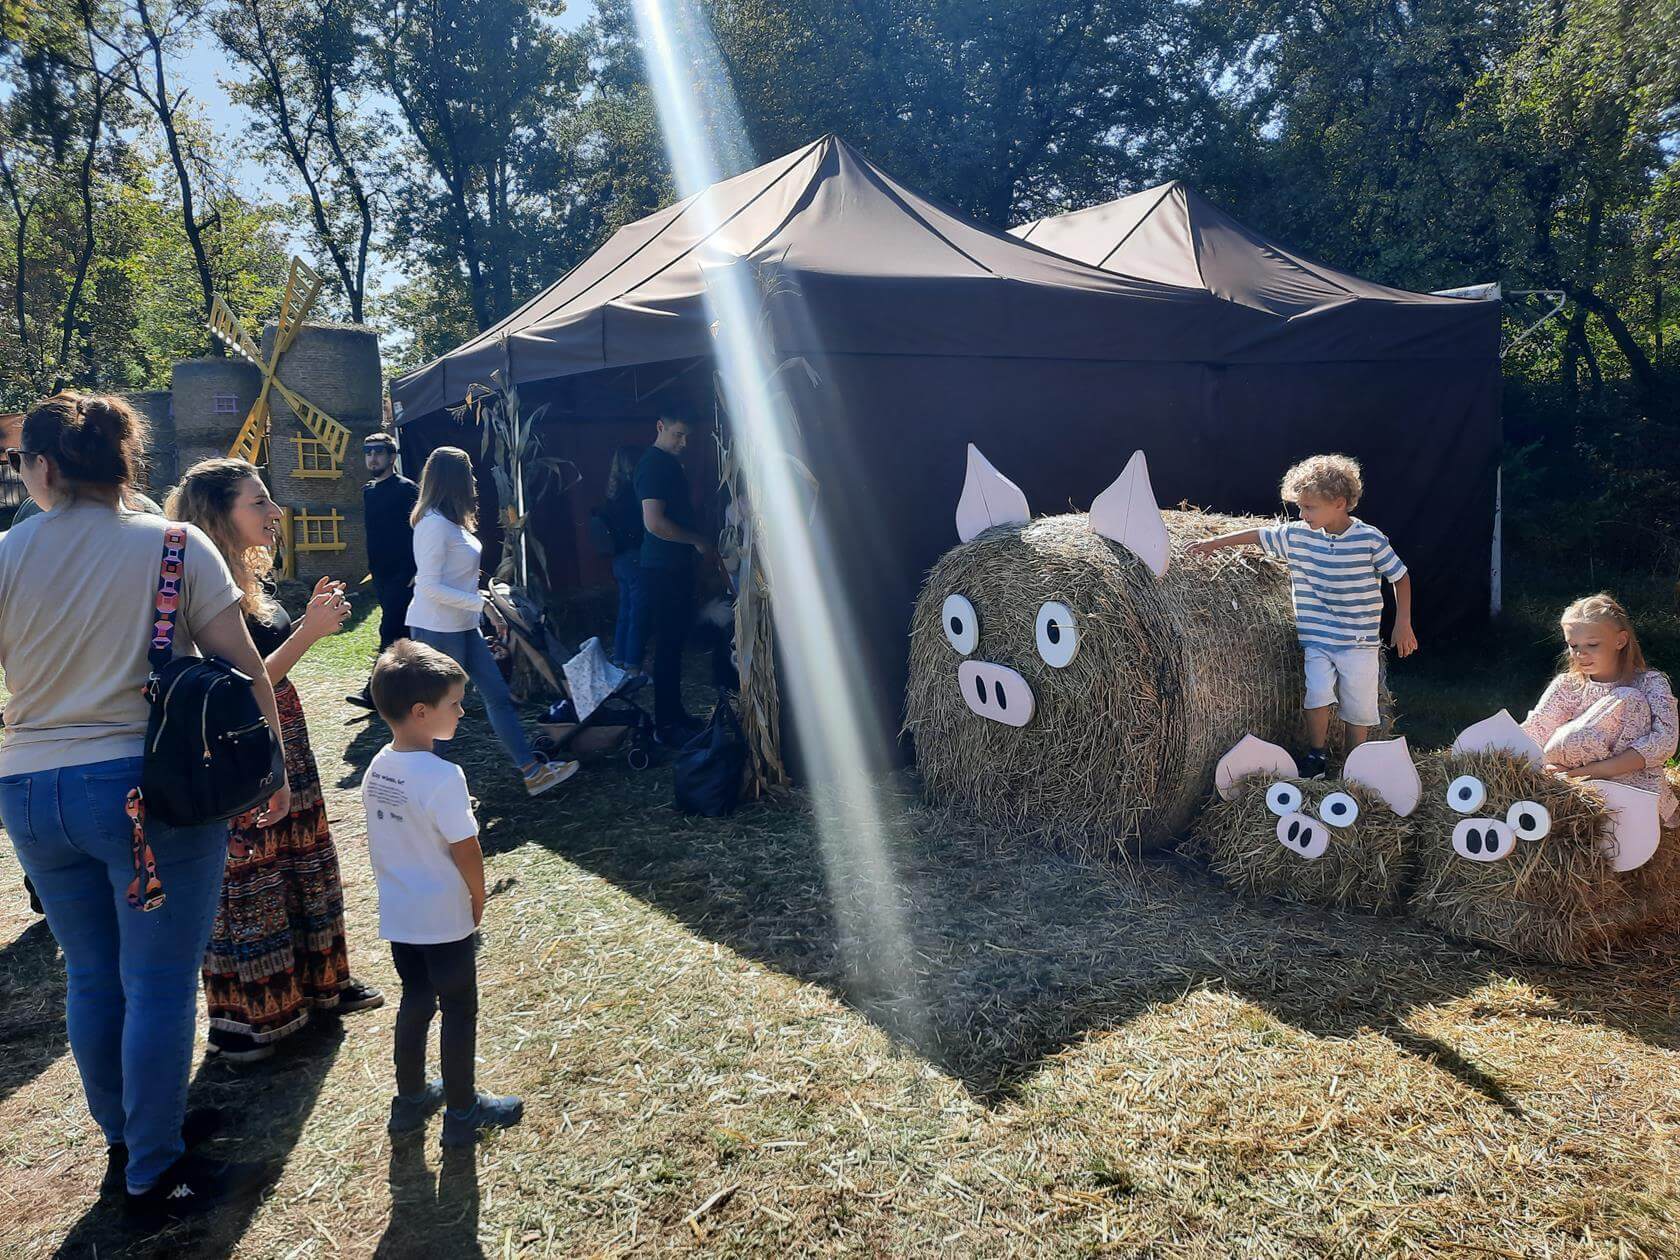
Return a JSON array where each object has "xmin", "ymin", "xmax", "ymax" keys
[
  {"xmin": 1190, "ymin": 776, "xmax": 1416, "ymax": 913},
  {"xmin": 904, "ymin": 510, "xmax": 1387, "ymax": 856},
  {"xmin": 1408, "ymin": 756, "xmax": 1680, "ymax": 963}
]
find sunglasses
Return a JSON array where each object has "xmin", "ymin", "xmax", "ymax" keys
[{"xmin": 3, "ymin": 448, "xmax": 42, "ymax": 473}]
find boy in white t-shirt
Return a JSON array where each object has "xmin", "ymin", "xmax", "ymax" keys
[{"xmin": 364, "ymin": 640, "xmax": 523, "ymax": 1146}]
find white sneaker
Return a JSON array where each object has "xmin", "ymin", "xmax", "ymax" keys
[{"xmin": 523, "ymin": 756, "xmax": 580, "ymax": 797}]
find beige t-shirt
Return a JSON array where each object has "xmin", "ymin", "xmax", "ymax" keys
[{"xmin": 0, "ymin": 501, "xmax": 241, "ymax": 776}]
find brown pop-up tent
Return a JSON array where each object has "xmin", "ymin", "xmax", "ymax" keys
[{"xmin": 392, "ymin": 136, "xmax": 1501, "ymax": 750}]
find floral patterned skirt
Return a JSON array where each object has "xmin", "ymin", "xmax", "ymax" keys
[{"xmin": 202, "ymin": 679, "xmax": 351, "ymax": 1043}]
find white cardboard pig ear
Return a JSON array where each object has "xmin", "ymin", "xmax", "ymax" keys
[
  {"xmin": 1089, "ymin": 450, "xmax": 1170, "ymax": 578},
  {"xmin": 1450, "ymin": 710, "xmax": 1543, "ymax": 768},
  {"xmin": 1594, "ymin": 781, "xmax": 1661, "ymax": 872},
  {"xmin": 1216, "ymin": 734, "xmax": 1300, "ymax": 801},
  {"xmin": 1341, "ymin": 737, "xmax": 1421, "ymax": 817},
  {"xmin": 955, "ymin": 444, "xmax": 1031, "ymax": 543}
]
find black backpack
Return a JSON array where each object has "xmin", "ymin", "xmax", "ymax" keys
[{"xmin": 140, "ymin": 528, "xmax": 285, "ymax": 829}]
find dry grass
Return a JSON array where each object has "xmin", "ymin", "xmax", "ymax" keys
[
  {"xmin": 1409, "ymin": 755, "xmax": 1680, "ymax": 964},
  {"xmin": 1191, "ymin": 777, "xmax": 1417, "ymax": 914},
  {"xmin": 1, "ymin": 617, "xmax": 1679, "ymax": 1257},
  {"xmin": 904, "ymin": 510, "xmax": 1385, "ymax": 859}
]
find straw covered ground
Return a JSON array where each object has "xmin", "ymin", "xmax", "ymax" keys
[
  {"xmin": 2, "ymin": 594, "xmax": 1679, "ymax": 1257},
  {"xmin": 905, "ymin": 510, "xmax": 1386, "ymax": 858}
]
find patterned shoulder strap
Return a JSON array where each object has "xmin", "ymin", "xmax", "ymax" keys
[{"xmin": 148, "ymin": 526, "xmax": 187, "ymax": 676}]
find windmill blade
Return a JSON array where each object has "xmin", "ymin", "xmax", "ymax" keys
[
  {"xmin": 273, "ymin": 258, "xmax": 324, "ymax": 360},
  {"xmin": 228, "ymin": 396, "xmax": 270, "ymax": 463},
  {"xmin": 207, "ymin": 295, "xmax": 262, "ymax": 364},
  {"xmin": 273, "ymin": 380, "xmax": 351, "ymax": 463}
]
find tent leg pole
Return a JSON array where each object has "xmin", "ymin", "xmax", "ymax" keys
[{"xmin": 1490, "ymin": 466, "xmax": 1503, "ymax": 619}]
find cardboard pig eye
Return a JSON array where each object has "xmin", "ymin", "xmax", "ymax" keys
[
  {"xmin": 1318, "ymin": 792, "xmax": 1360, "ymax": 828},
  {"xmin": 942, "ymin": 594, "xmax": 978, "ymax": 656},
  {"xmin": 1265, "ymin": 782, "xmax": 1303, "ymax": 817},
  {"xmin": 1446, "ymin": 775, "xmax": 1487, "ymax": 814},
  {"xmin": 1507, "ymin": 800, "xmax": 1551, "ymax": 841},
  {"xmin": 1034, "ymin": 602, "xmax": 1079, "ymax": 667}
]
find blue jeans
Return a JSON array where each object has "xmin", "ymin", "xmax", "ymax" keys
[
  {"xmin": 409, "ymin": 626, "xmax": 537, "ymax": 771},
  {"xmin": 0, "ymin": 756, "xmax": 228, "ymax": 1194},
  {"xmin": 612, "ymin": 552, "xmax": 647, "ymax": 669}
]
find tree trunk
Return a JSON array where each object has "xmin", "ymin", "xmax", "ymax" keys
[
  {"xmin": 134, "ymin": 0, "xmax": 217, "ymax": 340},
  {"xmin": 1563, "ymin": 282, "xmax": 1668, "ymax": 415}
]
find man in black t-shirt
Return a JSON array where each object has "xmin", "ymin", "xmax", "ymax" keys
[
  {"xmin": 348, "ymin": 432, "xmax": 420, "ymax": 709},
  {"xmin": 635, "ymin": 414, "xmax": 711, "ymax": 740}
]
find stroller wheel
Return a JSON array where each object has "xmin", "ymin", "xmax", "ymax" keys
[
  {"xmin": 627, "ymin": 745, "xmax": 651, "ymax": 771},
  {"xmin": 533, "ymin": 734, "xmax": 558, "ymax": 757}
]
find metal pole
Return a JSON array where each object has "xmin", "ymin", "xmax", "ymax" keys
[{"xmin": 1490, "ymin": 467, "xmax": 1503, "ymax": 618}]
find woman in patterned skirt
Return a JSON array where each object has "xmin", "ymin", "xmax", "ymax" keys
[{"xmin": 168, "ymin": 459, "xmax": 384, "ymax": 1062}]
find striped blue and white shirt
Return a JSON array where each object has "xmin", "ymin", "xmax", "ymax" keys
[{"xmin": 1258, "ymin": 518, "xmax": 1407, "ymax": 649}]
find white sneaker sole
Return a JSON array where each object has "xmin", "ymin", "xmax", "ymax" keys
[{"xmin": 525, "ymin": 760, "xmax": 580, "ymax": 797}]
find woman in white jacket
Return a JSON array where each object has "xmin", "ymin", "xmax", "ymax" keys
[{"xmin": 406, "ymin": 447, "xmax": 577, "ymax": 797}]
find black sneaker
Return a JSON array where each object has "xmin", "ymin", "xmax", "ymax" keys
[
  {"xmin": 1300, "ymin": 749, "xmax": 1329, "ymax": 781},
  {"xmin": 104, "ymin": 1107, "xmax": 226, "ymax": 1189},
  {"xmin": 206, "ymin": 1028, "xmax": 275, "ymax": 1064},
  {"xmin": 123, "ymin": 1152, "xmax": 271, "ymax": 1224},
  {"xmin": 346, "ymin": 687, "xmax": 377, "ymax": 711},
  {"xmin": 654, "ymin": 717, "xmax": 702, "ymax": 748},
  {"xmin": 334, "ymin": 980, "xmax": 386, "ymax": 1014}
]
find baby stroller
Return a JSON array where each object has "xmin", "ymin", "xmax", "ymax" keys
[{"xmin": 485, "ymin": 586, "xmax": 655, "ymax": 771}]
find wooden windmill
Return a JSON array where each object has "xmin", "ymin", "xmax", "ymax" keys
[
  {"xmin": 207, "ymin": 256, "xmax": 353, "ymax": 470},
  {"xmin": 204, "ymin": 255, "xmax": 378, "ymax": 579}
]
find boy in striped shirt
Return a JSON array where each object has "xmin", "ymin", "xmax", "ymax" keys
[{"xmin": 1189, "ymin": 454, "xmax": 1417, "ymax": 778}]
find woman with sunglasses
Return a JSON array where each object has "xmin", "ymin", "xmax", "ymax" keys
[
  {"xmin": 0, "ymin": 394, "xmax": 287, "ymax": 1224},
  {"xmin": 168, "ymin": 458, "xmax": 385, "ymax": 1066}
]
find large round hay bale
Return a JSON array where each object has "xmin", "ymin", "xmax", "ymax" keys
[
  {"xmin": 1408, "ymin": 757, "xmax": 1680, "ymax": 962},
  {"xmin": 1190, "ymin": 775, "xmax": 1415, "ymax": 913},
  {"xmin": 905, "ymin": 509, "xmax": 1381, "ymax": 856}
]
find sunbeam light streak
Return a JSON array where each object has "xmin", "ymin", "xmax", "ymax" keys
[{"xmin": 631, "ymin": 0, "xmax": 925, "ymax": 1038}]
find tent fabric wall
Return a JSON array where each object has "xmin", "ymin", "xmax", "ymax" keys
[
  {"xmin": 769, "ymin": 351, "xmax": 1500, "ymax": 754},
  {"xmin": 390, "ymin": 135, "xmax": 1501, "ymax": 738}
]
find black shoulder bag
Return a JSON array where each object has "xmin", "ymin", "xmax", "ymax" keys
[{"xmin": 129, "ymin": 527, "xmax": 285, "ymax": 910}]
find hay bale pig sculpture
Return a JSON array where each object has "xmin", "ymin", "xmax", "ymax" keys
[
  {"xmin": 904, "ymin": 446, "xmax": 1374, "ymax": 856},
  {"xmin": 1407, "ymin": 710, "xmax": 1680, "ymax": 963},
  {"xmin": 1199, "ymin": 711, "xmax": 1679, "ymax": 961},
  {"xmin": 1191, "ymin": 734, "xmax": 1422, "ymax": 913}
]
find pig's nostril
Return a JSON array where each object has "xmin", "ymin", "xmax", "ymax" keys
[
  {"xmin": 974, "ymin": 674, "xmax": 987, "ymax": 704},
  {"xmin": 1287, "ymin": 820, "xmax": 1299, "ymax": 842},
  {"xmin": 995, "ymin": 681, "xmax": 1007, "ymax": 710},
  {"xmin": 1467, "ymin": 828, "xmax": 1483, "ymax": 855}
]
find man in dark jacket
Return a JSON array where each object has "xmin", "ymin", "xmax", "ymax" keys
[
  {"xmin": 636, "ymin": 414, "xmax": 711, "ymax": 742},
  {"xmin": 348, "ymin": 432, "xmax": 419, "ymax": 708}
]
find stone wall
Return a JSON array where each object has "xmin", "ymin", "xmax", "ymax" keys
[{"xmin": 261, "ymin": 321, "xmax": 384, "ymax": 583}]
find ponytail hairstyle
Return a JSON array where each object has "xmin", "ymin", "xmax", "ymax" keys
[
  {"xmin": 606, "ymin": 444, "xmax": 645, "ymax": 500},
  {"xmin": 165, "ymin": 457, "xmax": 276, "ymax": 616},
  {"xmin": 20, "ymin": 392, "xmax": 148, "ymax": 502},
  {"xmin": 412, "ymin": 446, "xmax": 478, "ymax": 530},
  {"xmin": 1560, "ymin": 592, "xmax": 1648, "ymax": 682}
]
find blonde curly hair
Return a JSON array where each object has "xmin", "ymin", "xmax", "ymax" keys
[{"xmin": 1281, "ymin": 454, "xmax": 1363, "ymax": 508}]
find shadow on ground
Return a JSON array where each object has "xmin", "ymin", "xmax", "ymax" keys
[
  {"xmin": 49, "ymin": 1019, "xmax": 346, "ymax": 1259},
  {"xmin": 0, "ymin": 918, "xmax": 67, "ymax": 1109},
  {"xmin": 484, "ymin": 758, "xmax": 1680, "ymax": 1104},
  {"xmin": 372, "ymin": 1138, "xmax": 484, "ymax": 1258}
]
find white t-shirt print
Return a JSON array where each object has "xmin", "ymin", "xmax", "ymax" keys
[{"xmin": 362, "ymin": 746, "xmax": 479, "ymax": 944}]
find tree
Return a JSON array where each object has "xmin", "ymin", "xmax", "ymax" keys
[
  {"xmin": 368, "ymin": 0, "xmax": 587, "ymax": 330},
  {"xmin": 212, "ymin": 0, "xmax": 384, "ymax": 321}
]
